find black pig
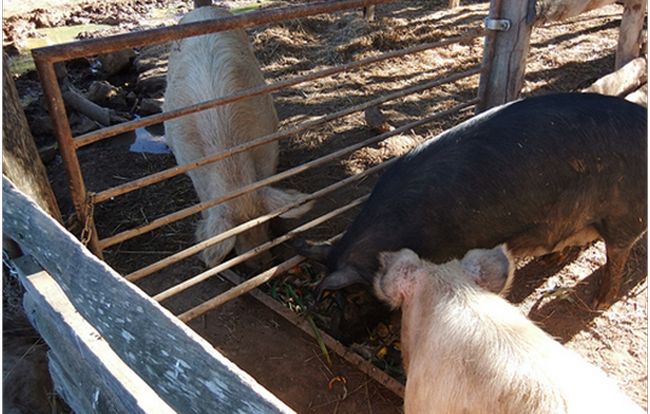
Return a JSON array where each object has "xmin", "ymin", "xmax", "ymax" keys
[{"xmin": 298, "ymin": 93, "xmax": 647, "ymax": 313}]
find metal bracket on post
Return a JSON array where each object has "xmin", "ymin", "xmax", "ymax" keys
[{"xmin": 484, "ymin": 17, "xmax": 511, "ymax": 31}]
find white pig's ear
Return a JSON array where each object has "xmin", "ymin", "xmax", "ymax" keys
[
  {"xmin": 378, "ymin": 249, "xmax": 420, "ymax": 273},
  {"xmin": 461, "ymin": 245, "xmax": 514, "ymax": 296},
  {"xmin": 259, "ymin": 187, "xmax": 314, "ymax": 219},
  {"xmin": 374, "ymin": 249, "xmax": 421, "ymax": 308}
]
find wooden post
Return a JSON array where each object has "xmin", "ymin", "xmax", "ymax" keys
[
  {"xmin": 476, "ymin": 0, "xmax": 534, "ymax": 112},
  {"xmin": 363, "ymin": 5, "xmax": 375, "ymax": 21},
  {"xmin": 615, "ymin": 0, "xmax": 646, "ymax": 69},
  {"xmin": 448, "ymin": 0, "xmax": 461, "ymax": 8},
  {"xmin": 2, "ymin": 56, "xmax": 62, "ymax": 223}
]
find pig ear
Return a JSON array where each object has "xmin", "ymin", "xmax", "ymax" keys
[
  {"xmin": 461, "ymin": 245, "xmax": 514, "ymax": 295},
  {"xmin": 259, "ymin": 187, "xmax": 314, "ymax": 219},
  {"xmin": 317, "ymin": 266, "xmax": 366, "ymax": 295},
  {"xmin": 290, "ymin": 237, "xmax": 332, "ymax": 263},
  {"xmin": 375, "ymin": 249, "xmax": 421, "ymax": 308},
  {"xmin": 378, "ymin": 249, "xmax": 420, "ymax": 273}
]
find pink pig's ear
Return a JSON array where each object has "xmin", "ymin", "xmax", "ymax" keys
[
  {"xmin": 378, "ymin": 248, "xmax": 420, "ymax": 273},
  {"xmin": 374, "ymin": 249, "xmax": 421, "ymax": 308},
  {"xmin": 461, "ymin": 244, "xmax": 514, "ymax": 296}
]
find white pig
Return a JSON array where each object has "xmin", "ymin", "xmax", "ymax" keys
[
  {"xmin": 374, "ymin": 247, "xmax": 643, "ymax": 414},
  {"xmin": 164, "ymin": 6, "xmax": 311, "ymax": 267}
]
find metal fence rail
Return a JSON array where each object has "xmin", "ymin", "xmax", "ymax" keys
[
  {"xmin": 98, "ymin": 69, "xmax": 481, "ymax": 250},
  {"xmin": 32, "ymin": 0, "xmax": 485, "ymax": 312}
]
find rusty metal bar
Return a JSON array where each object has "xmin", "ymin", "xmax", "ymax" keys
[
  {"xmin": 31, "ymin": 0, "xmax": 398, "ymax": 64},
  {"xmin": 155, "ymin": 195, "xmax": 369, "ymax": 303},
  {"xmin": 32, "ymin": 58, "xmax": 103, "ymax": 257},
  {"xmin": 208, "ymin": 268, "xmax": 405, "ymax": 398},
  {"xmin": 178, "ymin": 256, "xmax": 304, "ymax": 322},
  {"xmin": 92, "ymin": 64, "xmax": 482, "ymax": 204},
  {"xmin": 75, "ymin": 29, "xmax": 485, "ymax": 149},
  {"xmin": 126, "ymin": 156, "xmax": 398, "ymax": 282},
  {"xmin": 99, "ymin": 99, "xmax": 478, "ymax": 250}
]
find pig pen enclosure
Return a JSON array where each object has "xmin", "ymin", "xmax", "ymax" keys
[{"xmin": 4, "ymin": 0, "xmax": 648, "ymax": 412}]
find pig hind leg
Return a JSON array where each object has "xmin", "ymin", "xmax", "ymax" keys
[{"xmin": 593, "ymin": 217, "xmax": 645, "ymax": 310}]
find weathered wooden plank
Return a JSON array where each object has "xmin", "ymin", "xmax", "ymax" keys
[
  {"xmin": 2, "ymin": 57, "xmax": 62, "ymax": 223},
  {"xmin": 19, "ymin": 257, "xmax": 175, "ymax": 414},
  {"xmin": 47, "ymin": 351, "xmax": 122, "ymax": 414},
  {"xmin": 3, "ymin": 177, "xmax": 295, "ymax": 414},
  {"xmin": 582, "ymin": 56, "xmax": 647, "ymax": 96},
  {"xmin": 615, "ymin": 0, "xmax": 646, "ymax": 69},
  {"xmin": 531, "ymin": 0, "xmax": 616, "ymax": 25},
  {"xmin": 476, "ymin": 0, "xmax": 533, "ymax": 111}
]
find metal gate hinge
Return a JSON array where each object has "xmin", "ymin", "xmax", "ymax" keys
[{"xmin": 484, "ymin": 17, "xmax": 511, "ymax": 31}]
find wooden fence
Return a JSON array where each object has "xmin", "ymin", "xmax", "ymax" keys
[
  {"xmin": 3, "ymin": 177, "xmax": 295, "ymax": 413},
  {"xmin": 478, "ymin": 0, "xmax": 646, "ymax": 110}
]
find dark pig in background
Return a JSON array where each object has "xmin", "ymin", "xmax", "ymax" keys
[{"xmin": 297, "ymin": 93, "xmax": 647, "ymax": 315}]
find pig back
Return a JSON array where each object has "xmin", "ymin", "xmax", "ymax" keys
[
  {"xmin": 163, "ymin": 6, "xmax": 279, "ymax": 182},
  {"xmin": 331, "ymin": 93, "xmax": 646, "ymax": 276},
  {"xmin": 401, "ymin": 258, "xmax": 644, "ymax": 414}
]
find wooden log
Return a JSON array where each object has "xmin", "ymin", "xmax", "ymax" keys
[
  {"xmin": 2, "ymin": 178, "xmax": 295, "ymax": 414},
  {"xmin": 476, "ymin": 0, "xmax": 533, "ymax": 111},
  {"xmin": 19, "ymin": 258, "xmax": 175, "ymax": 414},
  {"xmin": 615, "ymin": 0, "xmax": 647, "ymax": 69},
  {"xmin": 625, "ymin": 83, "xmax": 647, "ymax": 107},
  {"xmin": 582, "ymin": 56, "xmax": 647, "ymax": 96},
  {"xmin": 531, "ymin": 0, "xmax": 616, "ymax": 25},
  {"xmin": 62, "ymin": 86, "xmax": 111, "ymax": 126},
  {"xmin": 448, "ymin": 0, "xmax": 461, "ymax": 8},
  {"xmin": 2, "ymin": 55, "xmax": 62, "ymax": 223}
]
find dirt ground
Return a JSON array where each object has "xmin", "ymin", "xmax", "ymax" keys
[{"xmin": 3, "ymin": 0, "xmax": 647, "ymax": 413}]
